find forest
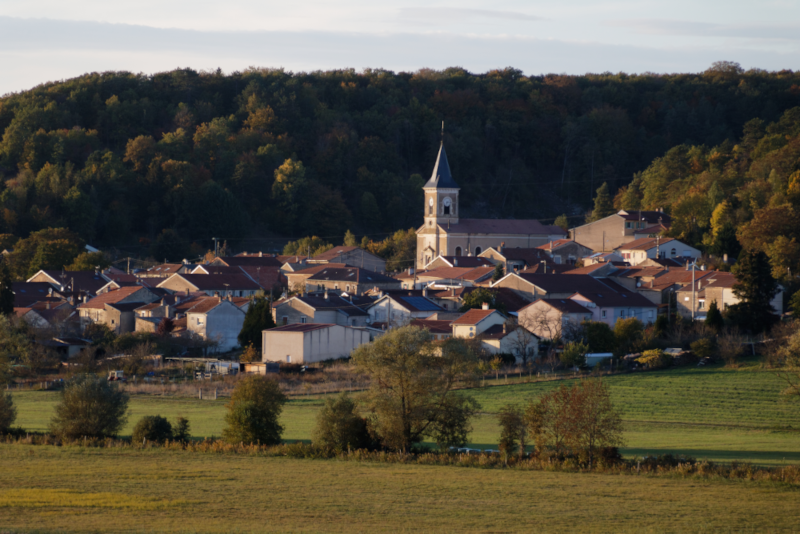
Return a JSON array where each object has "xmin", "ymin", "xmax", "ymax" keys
[{"xmin": 0, "ymin": 61, "xmax": 799, "ymax": 268}]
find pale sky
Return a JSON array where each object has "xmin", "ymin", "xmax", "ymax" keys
[{"xmin": 1, "ymin": 0, "xmax": 799, "ymax": 95}]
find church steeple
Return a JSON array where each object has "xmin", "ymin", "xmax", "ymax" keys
[
  {"xmin": 424, "ymin": 143, "xmax": 459, "ymax": 189},
  {"xmin": 423, "ymin": 140, "xmax": 460, "ymax": 226}
]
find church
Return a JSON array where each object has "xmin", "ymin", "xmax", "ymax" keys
[{"xmin": 416, "ymin": 141, "xmax": 567, "ymax": 270}]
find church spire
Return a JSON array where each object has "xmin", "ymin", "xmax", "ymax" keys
[{"xmin": 423, "ymin": 141, "xmax": 458, "ymax": 189}]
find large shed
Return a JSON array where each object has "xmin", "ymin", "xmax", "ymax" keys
[{"xmin": 262, "ymin": 324, "xmax": 370, "ymax": 364}]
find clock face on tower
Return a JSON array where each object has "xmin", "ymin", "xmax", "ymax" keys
[
  {"xmin": 429, "ymin": 198, "xmax": 434, "ymax": 207},
  {"xmin": 443, "ymin": 197, "xmax": 452, "ymax": 207}
]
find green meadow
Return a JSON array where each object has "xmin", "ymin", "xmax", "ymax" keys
[{"xmin": 10, "ymin": 361, "xmax": 800, "ymax": 466}]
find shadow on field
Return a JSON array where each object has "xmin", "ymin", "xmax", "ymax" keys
[{"xmin": 622, "ymin": 447, "xmax": 800, "ymax": 464}]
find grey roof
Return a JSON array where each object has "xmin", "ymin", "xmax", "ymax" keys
[{"xmin": 423, "ymin": 143, "xmax": 459, "ymax": 189}]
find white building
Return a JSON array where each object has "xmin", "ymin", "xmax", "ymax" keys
[
  {"xmin": 186, "ymin": 298, "xmax": 246, "ymax": 353},
  {"xmin": 262, "ymin": 324, "xmax": 370, "ymax": 364}
]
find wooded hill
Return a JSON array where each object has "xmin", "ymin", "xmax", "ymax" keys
[{"xmin": 0, "ymin": 62, "xmax": 799, "ymax": 261}]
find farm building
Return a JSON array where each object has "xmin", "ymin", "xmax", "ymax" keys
[{"xmin": 262, "ymin": 323, "xmax": 370, "ymax": 364}]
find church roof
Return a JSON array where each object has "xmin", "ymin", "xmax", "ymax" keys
[
  {"xmin": 424, "ymin": 143, "xmax": 459, "ymax": 189},
  {"xmin": 442, "ymin": 219, "xmax": 565, "ymax": 236}
]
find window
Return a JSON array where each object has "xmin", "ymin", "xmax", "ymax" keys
[
  {"xmin": 282, "ymin": 316, "xmax": 288, "ymax": 325},
  {"xmin": 554, "ymin": 255, "xmax": 562, "ymax": 264},
  {"xmin": 301, "ymin": 317, "xmax": 307, "ymax": 323},
  {"xmin": 443, "ymin": 204, "xmax": 450, "ymax": 215},
  {"xmin": 620, "ymin": 310, "xmax": 625, "ymax": 317},
  {"xmin": 197, "ymin": 317, "xmax": 203, "ymax": 325},
  {"xmin": 475, "ymin": 247, "xmax": 482, "ymax": 255},
  {"xmin": 111, "ymin": 319, "xmax": 115, "ymax": 325},
  {"xmin": 286, "ymin": 355, "xmax": 291, "ymax": 363},
  {"xmin": 698, "ymin": 300, "xmax": 705, "ymax": 309},
  {"xmin": 455, "ymin": 247, "xmax": 462, "ymax": 256},
  {"xmin": 601, "ymin": 310, "xmax": 607, "ymax": 318},
  {"xmin": 346, "ymin": 285, "xmax": 350, "ymax": 292},
  {"xmin": 648, "ymin": 311, "xmax": 654, "ymax": 319},
  {"xmin": 670, "ymin": 248, "xmax": 677, "ymax": 256}
]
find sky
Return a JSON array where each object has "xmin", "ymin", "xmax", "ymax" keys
[{"xmin": 1, "ymin": 0, "xmax": 799, "ymax": 95}]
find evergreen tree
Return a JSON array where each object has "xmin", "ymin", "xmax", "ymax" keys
[
  {"xmin": 587, "ymin": 182, "xmax": 615, "ymax": 223},
  {"xmin": 554, "ymin": 214, "xmax": 570, "ymax": 232},
  {"xmin": 727, "ymin": 249, "xmax": 779, "ymax": 333},
  {"xmin": 0, "ymin": 260, "xmax": 13, "ymax": 316},
  {"xmin": 238, "ymin": 297, "xmax": 276, "ymax": 349},
  {"xmin": 492, "ymin": 262, "xmax": 505, "ymax": 282},
  {"xmin": 704, "ymin": 300, "xmax": 724, "ymax": 332},
  {"xmin": 343, "ymin": 230, "xmax": 358, "ymax": 247}
]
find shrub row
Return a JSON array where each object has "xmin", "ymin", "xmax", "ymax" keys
[{"xmin": 2, "ymin": 433, "xmax": 799, "ymax": 487}]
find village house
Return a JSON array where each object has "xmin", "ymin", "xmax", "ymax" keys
[
  {"xmin": 191, "ymin": 264, "xmax": 285, "ymax": 294},
  {"xmin": 675, "ymin": 271, "xmax": 784, "ymax": 320},
  {"xmin": 396, "ymin": 265, "xmax": 495, "ymax": 290},
  {"xmin": 77, "ymin": 286, "xmax": 161, "ymax": 334},
  {"xmin": 307, "ymin": 246, "xmax": 387, "ymax": 273},
  {"xmin": 184, "ymin": 297, "xmax": 246, "ymax": 353},
  {"xmin": 304, "ymin": 266, "xmax": 400, "ymax": 296},
  {"xmin": 284, "ymin": 263, "xmax": 348, "ymax": 293},
  {"xmin": 615, "ymin": 237, "xmax": 700, "ymax": 266},
  {"xmin": 156, "ymin": 273, "xmax": 261, "ymax": 297},
  {"xmin": 536, "ymin": 239, "xmax": 594, "ymax": 265},
  {"xmin": 416, "ymin": 142, "xmax": 565, "ymax": 269},
  {"xmin": 583, "ymin": 251, "xmax": 626, "ymax": 265},
  {"xmin": 451, "ymin": 306, "xmax": 506, "ymax": 340},
  {"xmin": 262, "ymin": 323, "xmax": 371, "ymax": 364},
  {"xmin": 367, "ymin": 292, "xmax": 445, "ymax": 328},
  {"xmin": 570, "ymin": 210, "xmax": 672, "ymax": 252},
  {"xmin": 568, "ymin": 280, "xmax": 659, "ymax": 326},
  {"xmin": 271, "ymin": 292, "xmax": 371, "ymax": 327},
  {"xmin": 28, "ymin": 269, "xmax": 113, "ymax": 298},
  {"xmin": 518, "ymin": 298, "xmax": 594, "ymax": 340}
]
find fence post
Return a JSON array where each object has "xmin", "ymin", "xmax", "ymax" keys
[
  {"xmin": 199, "ymin": 389, "xmax": 203, "ymax": 400},
  {"xmin": 214, "ymin": 388, "xmax": 217, "ymax": 400}
]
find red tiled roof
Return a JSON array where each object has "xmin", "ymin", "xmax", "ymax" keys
[
  {"xmin": 616, "ymin": 237, "xmax": 676, "ymax": 251},
  {"xmin": 519, "ymin": 263, "xmax": 575, "ymax": 274},
  {"xmin": 427, "ymin": 256, "xmax": 494, "ymax": 268},
  {"xmin": 78, "ymin": 286, "xmax": 154, "ymax": 310},
  {"xmin": 185, "ymin": 297, "xmax": 224, "ymax": 314},
  {"xmin": 311, "ymin": 246, "xmax": 363, "ymax": 262},
  {"xmin": 161, "ymin": 274, "xmax": 261, "ymax": 291},
  {"xmin": 535, "ymin": 239, "xmax": 575, "ymax": 250},
  {"xmin": 410, "ymin": 319, "xmax": 453, "ymax": 334},
  {"xmin": 215, "ymin": 256, "xmax": 282, "ymax": 268},
  {"xmin": 452, "ymin": 308, "xmax": 498, "ymax": 325}
]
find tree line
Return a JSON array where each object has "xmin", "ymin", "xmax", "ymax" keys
[{"xmin": 1, "ymin": 62, "xmax": 799, "ymax": 259}]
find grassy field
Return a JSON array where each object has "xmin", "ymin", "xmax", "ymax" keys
[
  {"xmin": 1, "ymin": 444, "xmax": 799, "ymax": 533},
  {"xmin": 10, "ymin": 361, "xmax": 800, "ymax": 466}
]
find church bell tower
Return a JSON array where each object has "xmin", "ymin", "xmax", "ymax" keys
[{"xmin": 422, "ymin": 141, "xmax": 459, "ymax": 227}]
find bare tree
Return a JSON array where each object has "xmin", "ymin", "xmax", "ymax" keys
[{"xmin": 504, "ymin": 318, "xmax": 539, "ymax": 365}]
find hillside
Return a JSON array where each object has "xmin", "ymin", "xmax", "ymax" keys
[{"xmin": 1, "ymin": 63, "xmax": 799, "ymax": 260}]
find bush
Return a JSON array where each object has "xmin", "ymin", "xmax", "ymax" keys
[
  {"xmin": 222, "ymin": 375, "xmax": 286, "ymax": 445},
  {"xmin": 312, "ymin": 393, "xmax": 373, "ymax": 451},
  {"xmin": 560, "ymin": 342, "xmax": 588, "ymax": 368},
  {"xmin": 132, "ymin": 415, "xmax": 173, "ymax": 444},
  {"xmin": 0, "ymin": 392, "xmax": 16, "ymax": 432},
  {"xmin": 50, "ymin": 374, "xmax": 129, "ymax": 439},
  {"xmin": 173, "ymin": 417, "xmax": 191, "ymax": 441},
  {"xmin": 636, "ymin": 349, "xmax": 670, "ymax": 369},
  {"xmin": 690, "ymin": 338, "xmax": 717, "ymax": 360}
]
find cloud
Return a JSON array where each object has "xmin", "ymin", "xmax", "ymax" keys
[
  {"xmin": 608, "ymin": 18, "xmax": 800, "ymax": 41},
  {"xmin": 0, "ymin": 17, "xmax": 797, "ymax": 95},
  {"xmin": 396, "ymin": 7, "xmax": 544, "ymax": 23}
]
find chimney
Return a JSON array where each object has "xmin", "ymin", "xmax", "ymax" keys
[
  {"xmin": 454, "ymin": 258, "xmax": 458, "ymax": 267},
  {"xmin": 214, "ymin": 291, "xmax": 220, "ymax": 297},
  {"xmin": 259, "ymin": 252, "xmax": 263, "ymax": 257},
  {"xmin": 451, "ymin": 287, "xmax": 455, "ymax": 297},
  {"xmin": 46, "ymin": 301, "xmax": 50, "ymax": 310},
  {"xmin": 499, "ymin": 242, "xmax": 505, "ymax": 253},
  {"xmin": 324, "ymin": 289, "xmax": 329, "ymax": 300},
  {"xmin": 422, "ymin": 287, "xmax": 428, "ymax": 297},
  {"xmin": 83, "ymin": 295, "xmax": 88, "ymax": 304},
  {"xmin": 502, "ymin": 323, "xmax": 507, "ymax": 334},
  {"xmin": 481, "ymin": 302, "xmax": 490, "ymax": 310}
]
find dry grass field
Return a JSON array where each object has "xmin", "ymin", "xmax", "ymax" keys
[{"xmin": 1, "ymin": 444, "xmax": 799, "ymax": 533}]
